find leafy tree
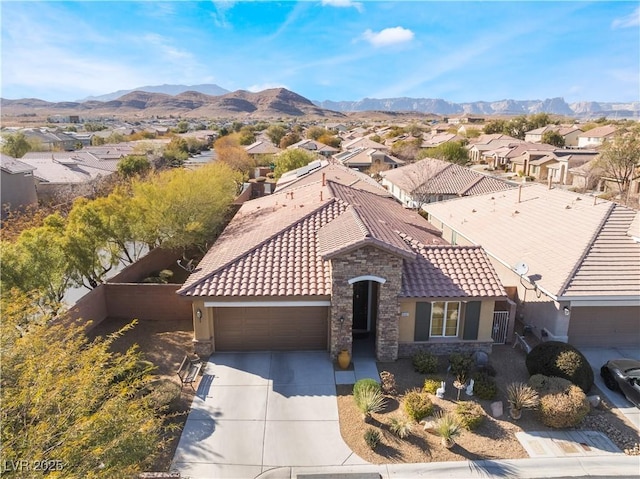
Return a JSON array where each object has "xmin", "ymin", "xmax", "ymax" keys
[
  {"xmin": 391, "ymin": 138, "xmax": 423, "ymax": 162},
  {"xmin": 84, "ymin": 123, "xmax": 107, "ymax": 132},
  {"xmin": 175, "ymin": 120, "xmax": 190, "ymax": 134},
  {"xmin": 505, "ymin": 116, "xmax": 530, "ymax": 140},
  {"xmin": 274, "ymin": 149, "xmax": 314, "ymax": 179},
  {"xmin": 160, "ymin": 137, "xmax": 189, "ymax": 167},
  {"xmin": 0, "ymin": 290, "xmax": 166, "ymax": 478},
  {"xmin": 306, "ymin": 126, "xmax": 327, "ymax": 140},
  {"xmin": 215, "ymin": 134, "xmax": 255, "ymax": 173},
  {"xmin": 317, "ymin": 133, "xmax": 341, "ymax": 148},
  {"xmin": 483, "ymin": 120, "xmax": 507, "ymax": 135},
  {"xmin": 528, "ymin": 113, "xmax": 552, "ymax": 130},
  {"xmin": 130, "ymin": 162, "xmax": 240, "ymax": 252},
  {"xmin": 595, "ymin": 128, "xmax": 640, "ymax": 198},
  {"xmin": 421, "ymin": 141, "xmax": 469, "ymax": 165},
  {"xmin": 0, "ymin": 213, "xmax": 73, "ymax": 310},
  {"xmin": 1, "ymin": 132, "xmax": 32, "ymax": 158},
  {"xmin": 541, "ymin": 130, "xmax": 565, "ymax": 147},
  {"xmin": 117, "ymin": 154, "xmax": 151, "ymax": 178},
  {"xmin": 266, "ymin": 125, "xmax": 286, "ymax": 146},
  {"xmin": 369, "ymin": 134, "xmax": 383, "ymax": 143},
  {"xmin": 238, "ymin": 126, "xmax": 256, "ymax": 145},
  {"xmin": 279, "ymin": 132, "xmax": 301, "ymax": 149}
]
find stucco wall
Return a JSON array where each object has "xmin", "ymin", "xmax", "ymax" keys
[
  {"xmin": 1, "ymin": 170, "xmax": 37, "ymax": 217},
  {"xmin": 105, "ymin": 283, "xmax": 191, "ymax": 321}
]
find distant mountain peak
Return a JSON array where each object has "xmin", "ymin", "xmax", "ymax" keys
[{"xmin": 78, "ymin": 84, "xmax": 230, "ymax": 102}]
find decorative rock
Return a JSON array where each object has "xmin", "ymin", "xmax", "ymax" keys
[
  {"xmin": 587, "ymin": 395, "xmax": 601, "ymax": 408},
  {"xmin": 420, "ymin": 419, "xmax": 437, "ymax": 433},
  {"xmin": 491, "ymin": 401, "xmax": 504, "ymax": 418}
]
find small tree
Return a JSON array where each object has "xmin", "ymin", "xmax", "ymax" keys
[
  {"xmin": 117, "ymin": 154, "xmax": 151, "ymax": 178},
  {"xmin": 541, "ymin": 130, "xmax": 565, "ymax": 147},
  {"xmin": 1, "ymin": 132, "xmax": 32, "ymax": 158},
  {"xmin": 595, "ymin": 128, "xmax": 640, "ymax": 200},
  {"xmin": 266, "ymin": 125, "xmax": 287, "ymax": 146},
  {"xmin": 273, "ymin": 149, "xmax": 314, "ymax": 179}
]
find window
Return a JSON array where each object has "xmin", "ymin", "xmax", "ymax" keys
[{"xmin": 430, "ymin": 302, "xmax": 460, "ymax": 337}]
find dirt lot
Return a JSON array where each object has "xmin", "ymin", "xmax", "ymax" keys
[{"xmin": 337, "ymin": 345, "xmax": 640, "ymax": 464}]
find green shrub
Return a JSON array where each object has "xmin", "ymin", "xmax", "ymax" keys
[
  {"xmin": 389, "ymin": 415, "xmax": 413, "ymax": 439},
  {"xmin": 449, "ymin": 353, "xmax": 473, "ymax": 381},
  {"xmin": 454, "ymin": 401, "xmax": 485, "ymax": 430},
  {"xmin": 525, "ymin": 341, "xmax": 594, "ymax": 392},
  {"xmin": 364, "ymin": 428, "xmax": 381, "ymax": 449},
  {"xmin": 353, "ymin": 378, "xmax": 381, "ymax": 398},
  {"xmin": 402, "ymin": 388, "xmax": 434, "ymax": 422},
  {"xmin": 412, "ymin": 351, "xmax": 439, "ymax": 374},
  {"xmin": 423, "ymin": 376, "xmax": 443, "ymax": 395},
  {"xmin": 506, "ymin": 382, "xmax": 539, "ymax": 410},
  {"xmin": 528, "ymin": 374, "xmax": 573, "ymax": 395},
  {"xmin": 472, "ymin": 372, "xmax": 497, "ymax": 400},
  {"xmin": 434, "ymin": 411, "xmax": 462, "ymax": 443},
  {"xmin": 538, "ymin": 384, "xmax": 590, "ymax": 428}
]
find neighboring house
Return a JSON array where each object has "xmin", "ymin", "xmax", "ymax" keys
[
  {"xmin": 178, "ymin": 163, "xmax": 508, "ymax": 361},
  {"xmin": 507, "ymin": 144, "xmax": 557, "ymax": 175},
  {"xmin": 509, "ymin": 147, "xmax": 599, "ymax": 184},
  {"xmin": 245, "ymin": 140, "xmax": 282, "ymax": 157},
  {"xmin": 577, "ymin": 125, "xmax": 617, "ymax": 148},
  {"xmin": 287, "ymin": 139, "xmax": 339, "ymax": 158},
  {"xmin": 324, "ymin": 123, "xmax": 348, "ymax": 133},
  {"xmin": 22, "ymin": 128, "xmax": 78, "ymax": 151},
  {"xmin": 421, "ymin": 132, "xmax": 463, "ymax": 148},
  {"xmin": 524, "ymin": 125, "xmax": 582, "ymax": 147},
  {"xmin": 467, "ymin": 134, "xmax": 520, "ymax": 163},
  {"xmin": 0, "ymin": 153, "xmax": 38, "ymax": 217},
  {"xmin": 381, "ymin": 158, "xmax": 514, "ymax": 208},
  {"xmin": 341, "ymin": 136, "xmax": 389, "ymax": 152},
  {"xmin": 447, "ymin": 115, "xmax": 485, "ymax": 125},
  {"xmin": 424, "ymin": 184, "xmax": 640, "ymax": 348},
  {"xmin": 333, "ymin": 147, "xmax": 404, "ymax": 171},
  {"xmin": 19, "ymin": 151, "xmax": 119, "ymax": 203}
]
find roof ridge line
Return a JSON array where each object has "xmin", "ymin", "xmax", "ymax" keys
[
  {"xmin": 178, "ymin": 198, "xmax": 336, "ymax": 295},
  {"xmin": 558, "ymin": 201, "xmax": 616, "ymax": 296}
]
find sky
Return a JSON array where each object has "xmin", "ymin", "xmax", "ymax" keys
[{"xmin": 1, "ymin": 1, "xmax": 639, "ymax": 104}]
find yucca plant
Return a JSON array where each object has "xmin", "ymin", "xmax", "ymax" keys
[
  {"xmin": 389, "ymin": 415, "xmax": 413, "ymax": 439},
  {"xmin": 434, "ymin": 411, "xmax": 462, "ymax": 448},
  {"xmin": 355, "ymin": 386, "xmax": 386, "ymax": 422},
  {"xmin": 507, "ymin": 382, "xmax": 539, "ymax": 419}
]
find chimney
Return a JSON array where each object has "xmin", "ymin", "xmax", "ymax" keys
[
  {"xmin": 518, "ymin": 185, "xmax": 522, "ymax": 203},
  {"xmin": 322, "ymin": 172, "xmax": 326, "ymax": 186}
]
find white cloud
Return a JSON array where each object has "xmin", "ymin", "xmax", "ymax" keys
[
  {"xmin": 362, "ymin": 26, "xmax": 414, "ymax": 47},
  {"xmin": 141, "ymin": 33, "xmax": 194, "ymax": 62},
  {"xmin": 322, "ymin": 0, "xmax": 363, "ymax": 13},
  {"xmin": 247, "ymin": 82, "xmax": 289, "ymax": 92},
  {"xmin": 612, "ymin": 6, "xmax": 640, "ymax": 29}
]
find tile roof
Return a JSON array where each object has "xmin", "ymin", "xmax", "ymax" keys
[
  {"xmin": 18, "ymin": 152, "xmax": 115, "ymax": 184},
  {"xmin": 337, "ymin": 148, "xmax": 404, "ymax": 168},
  {"xmin": 381, "ymin": 158, "xmax": 514, "ymax": 197},
  {"xmin": 245, "ymin": 140, "xmax": 281, "ymax": 155},
  {"xmin": 424, "ymin": 184, "xmax": 640, "ymax": 299},
  {"xmin": 578, "ymin": 125, "xmax": 617, "ymax": 139},
  {"xmin": 342, "ymin": 137, "xmax": 388, "ymax": 151},
  {"xmin": 400, "ymin": 240, "xmax": 506, "ymax": 298},
  {"xmin": 562, "ymin": 205, "xmax": 640, "ymax": 297},
  {"xmin": 179, "ymin": 163, "xmax": 506, "ymax": 299}
]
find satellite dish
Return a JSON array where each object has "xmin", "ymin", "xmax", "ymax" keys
[{"xmin": 514, "ymin": 261, "xmax": 529, "ymax": 276}]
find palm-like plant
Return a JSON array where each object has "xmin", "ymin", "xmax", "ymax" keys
[
  {"xmin": 434, "ymin": 411, "xmax": 462, "ymax": 448},
  {"xmin": 507, "ymin": 382, "xmax": 539, "ymax": 419}
]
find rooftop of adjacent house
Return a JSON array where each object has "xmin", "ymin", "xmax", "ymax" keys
[
  {"xmin": 381, "ymin": 157, "xmax": 515, "ymax": 197},
  {"xmin": 245, "ymin": 140, "xmax": 281, "ymax": 155},
  {"xmin": 178, "ymin": 163, "xmax": 506, "ymax": 299},
  {"xmin": 578, "ymin": 125, "xmax": 618, "ymax": 139},
  {"xmin": 18, "ymin": 152, "xmax": 114, "ymax": 184},
  {"xmin": 0, "ymin": 153, "xmax": 35, "ymax": 174},
  {"xmin": 337, "ymin": 148, "xmax": 404, "ymax": 168},
  {"xmin": 342, "ymin": 136, "xmax": 388, "ymax": 151},
  {"xmin": 424, "ymin": 183, "xmax": 640, "ymax": 299},
  {"xmin": 288, "ymin": 139, "xmax": 339, "ymax": 153}
]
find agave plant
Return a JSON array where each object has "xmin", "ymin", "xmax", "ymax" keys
[{"xmin": 355, "ymin": 386, "xmax": 386, "ymax": 422}]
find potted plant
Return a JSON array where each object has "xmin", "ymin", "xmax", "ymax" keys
[
  {"xmin": 337, "ymin": 315, "xmax": 351, "ymax": 369},
  {"xmin": 506, "ymin": 382, "xmax": 539, "ymax": 420},
  {"xmin": 434, "ymin": 411, "xmax": 462, "ymax": 448}
]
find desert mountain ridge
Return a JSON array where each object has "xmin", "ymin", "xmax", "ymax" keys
[{"xmin": 2, "ymin": 84, "xmax": 639, "ymax": 119}]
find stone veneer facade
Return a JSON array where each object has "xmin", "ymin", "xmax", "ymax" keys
[{"xmin": 329, "ymin": 245, "xmax": 404, "ymax": 361}]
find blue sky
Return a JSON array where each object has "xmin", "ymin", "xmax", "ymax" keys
[{"xmin": 1, "ymin": 1, "xmax": 639, "ymax": 103}]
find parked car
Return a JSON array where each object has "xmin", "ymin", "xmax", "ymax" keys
[{"xmin": 600, "ymin": 359, "xmax": 640, "ymax": 408}]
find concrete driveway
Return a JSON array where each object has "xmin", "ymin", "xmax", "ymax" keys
[
  {"xmin": 579, "ymin": 346, "xmax": 640, "ymax": 430},
  {"xmin": 171, "ymin": 351, "xmax": 367, "ymax": 479}
]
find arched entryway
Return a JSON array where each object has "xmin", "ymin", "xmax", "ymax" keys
[{"xmin": 349, "ymin": 275, "xmax": 385, "ymax": 355}]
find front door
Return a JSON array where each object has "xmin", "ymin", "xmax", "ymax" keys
[{"xmin": 352, "ymin": 280, "xmax": 379, "ymax": 334}]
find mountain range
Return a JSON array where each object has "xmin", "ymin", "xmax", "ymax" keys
[{"xmin": 2, "ymin": 83, "xmax": 638, "ymax": 119}]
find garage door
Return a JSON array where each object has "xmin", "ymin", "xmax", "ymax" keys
[
  {"xmin": 214, "ymin": 306, "xmax": 328, "ymax": 351},
  {"xmin": 568, "ymin": 306, "xmax": 640, "ymax": 348}
]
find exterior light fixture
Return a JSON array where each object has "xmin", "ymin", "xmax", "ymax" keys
[
  {"xmin": 196, "ymin": 308, "xmax": 203, "ymax": 322},
  {"xmin": 563, "ymin": 306, "xmax": 570, "ymax": 316}
]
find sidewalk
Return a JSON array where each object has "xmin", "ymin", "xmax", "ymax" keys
[{"xmin": 258, "ymin": 456, "xmax": 640, "ymax": 478}]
